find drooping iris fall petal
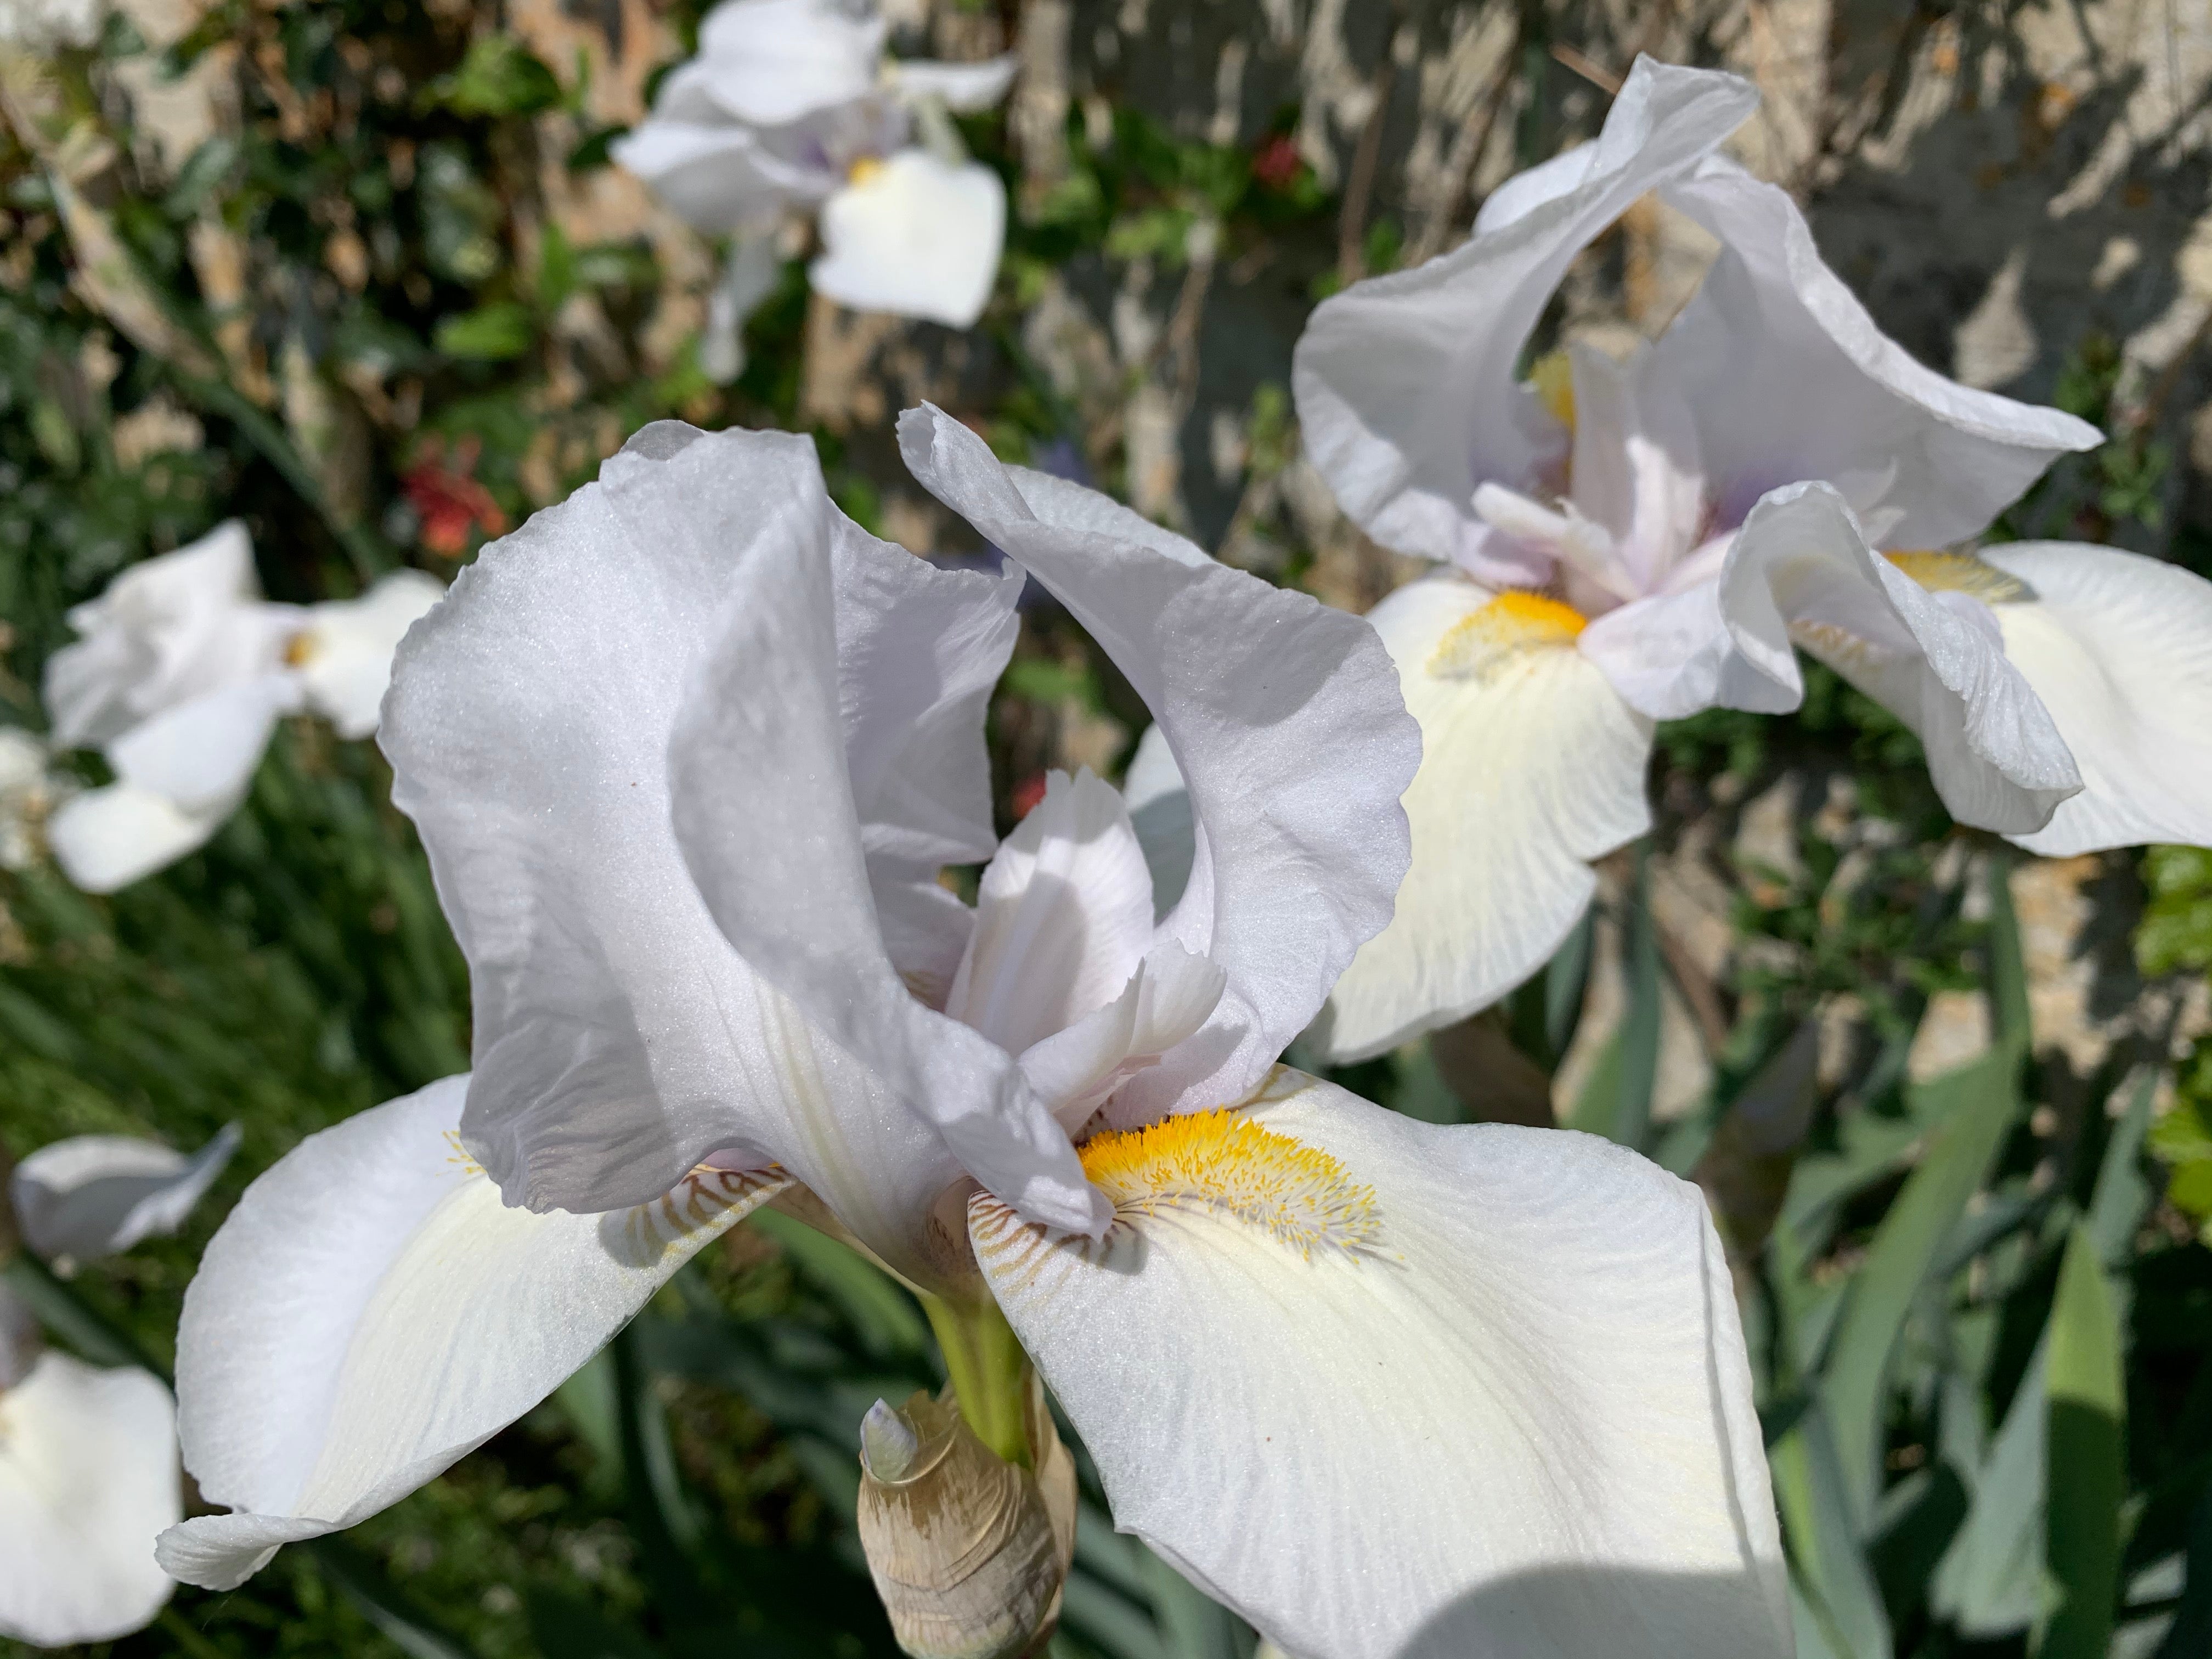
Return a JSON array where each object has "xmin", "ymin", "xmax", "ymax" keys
[
  {"xmin": 155, "ymin": 1075, "xmax": 787, "ymax": 1591},
  {"xmin": 969, "ymin": 1073, "xmax": 1791, "ymax": 1659}
]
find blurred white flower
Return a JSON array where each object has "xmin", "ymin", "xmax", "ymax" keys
[
  {"xmin": 10, "ymin": 1122, "xmax": 240, "ymax": 1271},
  {"xmin": 0, "ymin": 1124, "xmax": 238, "ymax": 1646},
  {"xmin": 0, "ymin": 0, "xmax": 106, "ymax": 52},
  {"xmin": 160, "ymin": 411, "xmax": 1790, "ymax": 1659},
  {"xmin": 613, "ymin": 0, "xmax": 1014, "ymax": 355},
  {"xmin": 40, "ymin": 522, "xmax": 444, "ymax": 893},
  {"xmin": 1293, "ymin": 54, "xmax": 2212, "ymax": 1060}
]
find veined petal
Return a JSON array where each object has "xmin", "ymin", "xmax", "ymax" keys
[
  {"xmin": 1122, "ymin": 723, "xmax": 1195, "ymax": 922},
  {"xmin": 898, "ymin": 405, "xmax": 1420, "ymax": 1124},
  {"xmin": 44, "ymin": 779, "xmax": 229, "ymax": 894},
  {"xmin": 690, "ymin": 0, "xmax": 885, "ymax": 126},
  {"xmin": 294, "ymin": 571, "xmax": 445, "ymax": 740},
  {"xmin": 1290, "ymin": 59, "xmax": 1758, "ymax": 575},
  {"xmin": 10, "ymin": 1124, "xmax": 240, "ymax": 1265},
  {"xmin": 969, "ymin": 1074, "xmax": 1791, "ymax": 1659},
  {"xmin": 1018, "ymin": 945, "xmax": 1226, "ymax": 1132},
  {"xmin": 810, "ymin": 150, "xmax": 1006, "ymax": 329},
  {"xmin": 106, "ymin": 672, "xmax": 295, "ymax": 814},
  {"xmin": 663, "ymin": 436, "xmax": 1104, "ymax": 1237},
  {"xmin": 1726, "ymin": 483, "xmax": 2080, "ymax": 834},
  {"xmin": 158, "ymin": 1076, "xmax": 786, "ymax": 1591},
  {"xmin": 1318, "ymin": 578, "xmax": 1651, "ymax": 1063},
  {"xmin": 884, "ymin": 55, "xmax": 1018, "ymax": 113},
  {"xmin": 382, "ymin": 422, "xmax": 964, "ymax": 1279},
  {"xmin": 946, "ymin": 769, "xmax": 1156, "ymax": 1056},
  {"xmin": 0, "ymin": 1352, "xmax": 179, "ymax": 1646},
  {"xmin": 1567, "ymin": 344, "xmax": 1706, "ymax": 594},
  {"xmin": 1652, "ymin": 156, "xmax": 2100, "ymax": 546},
  {"xmin": 43, "ymin": 521, "xmax": 270, "ymax": 750},
  {"xmin": 611, "ymin": 117, "xmax": 798, "ymax": 233},
  {"xmin": 1968, "ymin": 543, "xmax": 2212, "ymax": 855}
]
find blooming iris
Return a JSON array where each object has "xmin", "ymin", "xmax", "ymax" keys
[
  {"xmin": 161, "ymin": 409, "xmax": 1791, "ymax": 1658},
  {"xmin": 1291, "ymin": 56, "xmax": 2212, "ymax": 1062},
  {"xmin": 40, "ymin": 523, "xmax": 443, "ymax": 893},
  {"xmin": 613, "ymin": 0, "xmax": 1014, "ymax": 350}
]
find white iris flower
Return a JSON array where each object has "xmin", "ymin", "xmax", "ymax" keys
[
  {"xmin": 40, "ymin": 523, "xmax": 443, "ymax": 893},
  {"xmin": 157, "ymin": 409, "xmax": 1790, "ymax": 1658},
  {"xmin": 612, "ymin": 0, "xmax": 1014, "ymax": 348},
  {"xmin": 1288, "ymin": 55, "xmax": 2212, "ymax": 1062}
]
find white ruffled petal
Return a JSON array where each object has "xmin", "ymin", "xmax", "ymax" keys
[
  {"xmin": 1318, "ymin": 577, "xmax": 1652, "ymax": 1062},
  {"xmin": 1651, "ymin": 156, "xmax": 2100, "ymax": 548},
  {"xmin": 10, "ymin": 1124, "xmax": 240, "ymax": 1265},
  {"xmin": 884, "ymin": 55, "xmax": 1018, "ymax": 113},
  {"xmin": 660, "ymin": 431, "xmax": 1104, "ymax": 1237},
  {"xmin": 43, "ymin": 522, "xmax": 272, "ymax": 751},
  {"xmin": 945, "ymin": 769, "xmax": 1156, "ymax": 1056},
  {"xmin": 44, "ymin": 780, "xmax": 230, "ymax": 894},
  {"xmin": 1017, "ymin": 944, "xmax": 1226, "ymax": 1132},
  {"xmin": 1290, "ymin": 59, "xmax": 1757, "ymax": 579},
  {"xmin": 611, "ymin": 117, "xmax": 800, "ymax": 234},
  {"xmin": 690, "ymin": 0, "xmax": 885, "ymax": 126},
  {"xmin": 382, "ymin": 422, "xmax": 967, "ymax": 1278},
  {"xmin": 159, "ymin": 1076, "xmax": 785, "ymax": 1591},
  {"xmin": 1974, "ymin": 543, "xmax": 2212, "ymax": 855},
  {"xmin": 294, "ymin": 571, "xmax": 445, "ymax": 739},
  {"xmin": 105, "ymin": 672, "xmax": 295, "ymax": 814},
  {"xmin": 810, "ymin": 150, "xmax": 1006, "ymax": 329},
  {"xmin": 970, "ymin": 1074, "xmax": 1791, "ymax": 1659},
  {"xmin": 0, "ymin": 1352, "xmax": 179, "ymax": 1646},
  {"xmin": 898, "ymin": 406, "xmax": 1420, "ymax": 1125},
  {"xmin": 1725, "ymin": 483, "xmax": 2081, "ymax": 834}
]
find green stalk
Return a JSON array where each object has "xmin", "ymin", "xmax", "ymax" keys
[{"xmin": 918, "ymin": 1290, "xmax": 1033, "ymax": 1468}]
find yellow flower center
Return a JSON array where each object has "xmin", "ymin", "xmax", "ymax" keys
[
  {"xmin": 283, "ymin": 629, "xmax": 320, "ymax": 668},
  {"xmin": 1527, "ymin": 348, "xmax": 1576, "ymax": 431},
  {"xmin": 1075, "ymin": 1108, "xmax": 1383, "ymax": 1258},
  {"xmin": 847, "ymin": 155, "xmax": 888, "ymax": 188},
  {"xmin": 1885, "ymin": 549, "xmax": 2033, "ymax": 603},
  {"xmin": 1427, "ymin": 590, "xmax": 1587, "ymax": 681}
]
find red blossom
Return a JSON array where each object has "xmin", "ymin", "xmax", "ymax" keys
[
  {"xmin": 403, "ymin": 435, "xmax": 507, "ymax": 556},
  {"xmin": 1252, "ymin": 134, "xmax": 1304, "ymax": 191}
]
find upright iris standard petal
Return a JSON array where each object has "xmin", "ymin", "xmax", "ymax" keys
[
  {"xmin": 1318, "ymin": 579, "xmax": 1652, "ymax": 1062},
  {"xmin": 291, "ymin": 570, "xmax": 447, "ymax": 739},
  {"xmin": 1290, "ymin": 59, "xmax": 1757, "ymax": 579},
  {"xmin": 156, "ymin": 1076, "xmax": 787, "ymax": 1591},
  {"xmin": 10, "ymin": 1123, "xmax": 240, "ymax": 1264},
  {"xmin": 380, "ymin": 422, "xmax": 967, "ymax": 1278},
  {"xmin": 1724, "ymin": 484, "xmax": 2081, "ymax": 834},
  {"xmin": 945, "ymin": 770, "xmax": 1156, "ymax": 1057},
  {"xmin": 607, "ymin": 119, "xmax": 794, "ymax": 234},
  {"xmin": 1970, "ymin": 543, "xmax": 2212, "ymax": 855},
  {"xmin": 969, "ymin": 1073, "xmax": 1791, "ymax": 1659},
  {"xmin": 0, "ymin": 1348, "xmax": 180, "ymax": 1647},
  {"xmin": 1650, "ymin": 157, "xmax": 2101, "ymax": 546},
  {"xmin": 896, "ymin": 405, "xmax": 1421, "ymax": 1126},
  {"xmin": 810, "ymin": 151, "xmax": 1007, "ymax": 330},
  {"xmin": 830, "ymin": 514, "xmax": 1022, "ymax": 1008},
  {"xmin": 688, "ymin": 0, "xmax": 885, "ymax": 126},
  {"xmin": 662, "ymin": 444, "xmax": 1105, "ymax": 1237}
]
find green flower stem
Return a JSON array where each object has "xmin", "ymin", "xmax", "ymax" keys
[{"xmin": 918, "ymin": 1289, "xmax": 1033, "ymax": 1469}]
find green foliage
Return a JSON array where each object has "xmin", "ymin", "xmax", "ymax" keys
[{"xmin": 2138, "ymin": 846, "xmax": 2212, "ymax": 977}]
